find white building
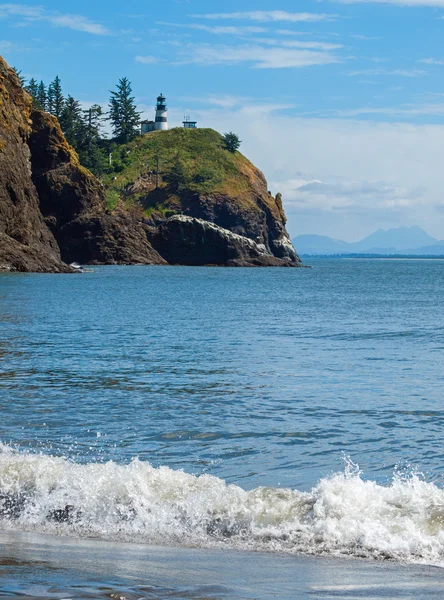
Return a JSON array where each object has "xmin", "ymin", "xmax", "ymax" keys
[{"xmin": 141, "ymin": 94, "xmax": 168, "ymax": 134}]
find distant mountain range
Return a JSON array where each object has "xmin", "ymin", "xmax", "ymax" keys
[{"xmin": 292, "ymin": 226, "xmax": 444, "ymax": 256}]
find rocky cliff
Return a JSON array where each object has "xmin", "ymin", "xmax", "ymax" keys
[
  {"xmin": 0, "ymin": 55, "xmax": 301, "ymax": 271},
  {"xmin": 104, "ymin": 128, "xmax": 301, "ymax": 267},
  {"xmin": 29, "ymin": 109, "xmax": 165, "ymax": 266},
  {"xmin": 0, "ymin": 57, "xmax": 67, "ymax": 272}
]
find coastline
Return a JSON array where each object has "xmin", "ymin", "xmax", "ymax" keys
[{"xmin": 1, "ymin": 530, "xmax": 444, "ymax": 600}]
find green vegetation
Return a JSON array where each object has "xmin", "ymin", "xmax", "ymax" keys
[
  {"xmin": 223, "ymin": 132, "xmax": 242, "ymax": 153},
  {"xmin": 102, "ymin": 128, "xmax": 252, "ymax": 211},
  {"xmin": 18, "ymin": 70, "xmax": 249, "ymax": 211},
  {"xmin": 108, "ymin": 77, "xmax": 141, "ymax": 144},
  {"xmin": 24, "ymin": 75, "xmax": 140, "ymax": 176}
]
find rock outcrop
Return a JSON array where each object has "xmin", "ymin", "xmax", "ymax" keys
[
  {"xmin": 28, "ymin": 109, "xmax": 164, "ymax": 266},
  {"xmin": 58, "ymin": 210, "xmax": 166, "ymax": 265},
  {"xmin": 0, "ymin": 57, "xmax": 68, "ymax": 272},
  {"xmin": 106, "ymin": 128, "xmax": 301, "ymax": 267},
  {"xmin": 149, "ymin": 215, "xmax": 296, "ymax": 267},
  {"xmin": 0, "ymin": 54, "xmax": 301, "ymax": 271}
]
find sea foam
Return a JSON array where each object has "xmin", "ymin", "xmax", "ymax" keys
[{"xmin": 0, "ymin": 443, "xmax": 443, "ymax": 565}]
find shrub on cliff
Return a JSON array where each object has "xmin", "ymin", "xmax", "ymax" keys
[{"xmin": 223, "ymin": 132, "xmax": 241, "ymax": 154}]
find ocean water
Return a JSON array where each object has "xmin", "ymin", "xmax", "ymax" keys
[{"xmin": 1, "ymin": 259, "xmax": 444, "ymax": 597}]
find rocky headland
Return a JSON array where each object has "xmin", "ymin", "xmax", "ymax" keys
[{"xmin": 0, "ymin": 55, "xmax": 301, "ymax": 272}]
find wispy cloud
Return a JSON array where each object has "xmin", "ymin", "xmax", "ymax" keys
[
  {"xmin": 418, "ymin": 58, "xmax": 444, "ymax": 65},
  {"xmin": 266, "ymin": 39, "xmax": 343, "ymax": 50},
  {"xmin": 351, "ymin": 34, "xmax": 380, "ymax": 40},
  {"xmin": 135, "ymin": 55, "xmax": 159, "ymax": 64},
  {"xmin": 337, "ymin": 0, "xmax": 444, "ymax": 6},
  {"xmin": 158, "ymin": 22, "xmax": 268, "ymax": 35},
  {"xmin": 181, "ymin": 94, "xmax": 295, "ymax": 113},
  {"xmin": 348, "ymin": 68, "xmax": 425, "ymax": 77},
  {"xmin": 280, "ymin": 177, "xmax": 421, "ymax": 211},
  {"xmin": 335, "ymin": 103, "xmax": 444, "ymax": 117},
  {"xmin": 0, "ymin": 39, "xmax": 14, "ymax": 51},
  {"xmin": 192, "ymin": 11, "xmax": 337, "ymax": 23},
  {"xmin": 175, "ymin": 43, "xmax": 342, "ymax": 68},
  {"xmin": 0, "ymin": 4, "xmax": 110, "ymax": 35}
]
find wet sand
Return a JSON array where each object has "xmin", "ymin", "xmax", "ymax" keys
[{"xmin": 0, "ymin": 531, "xmax": 443, "ymax": 599}]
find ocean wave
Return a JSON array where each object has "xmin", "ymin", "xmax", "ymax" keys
[{"xmin": 0, "ymin": 443, "xmax": 443, "ymax": 565}]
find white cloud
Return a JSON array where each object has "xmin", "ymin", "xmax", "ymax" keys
[
  {"xmin": 275, "ymin": 29, "xmax": 314, "ymax": 36},
  {"xmin": 192, "ymin": 11, "xmax": 337, "ymax": 23},
  {"xmin": 0, "ymin": 4, "xmax": 110, "ymax": 35},
  {"xmin": 158, "ymin": 22, "xmax": 268, "ymax": 35},
  {"xmin": 278, "ymin": 177, "xmax": 423, "ymax": 211},
  {"xmin": 338, "ymin": 0, "xmax": 444, "ymax": 6},
  {"xmin": 181, "ymin": 94, "xmax": 252, "ymax": 108},
  {"xmin": 175, "ymin": 43, "xmax": 342, "ymax": 68},
  {"xmin": 280, "ymin": 40, "xmax": 343, "ymax": 50},
  {"xmin": 419, "ymin": 58, "xmax": 444, "ymax": 65},
  {"xmin": 135, "ymin": 55, "xmax": 159, "ymax": 64},
  {"xmin": 334, "ymin": 103, "xmax": 444, "ymax": 116},
  {"xmin": 351, "ymin": 34, "xmax": 381, "ymax": 40},
  {"xmin": 348, "ymin": 68, "xmax": 425, "ymax": 77},
  {"xmin": 0, "ymin": 40, "xmax": 13, "ymax": 51},
  {"xmin": 187, "ymin": 105, "xmax": 444, "ymax": 238}
]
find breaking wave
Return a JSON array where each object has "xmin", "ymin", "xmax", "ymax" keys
[{"xmin": 1, "ymin": 443, "xmax": 444, "ymax": 565}]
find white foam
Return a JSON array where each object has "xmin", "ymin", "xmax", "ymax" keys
[{"xmin": 1, "ymin": 444, "xmax": 444, "ymax": 565}]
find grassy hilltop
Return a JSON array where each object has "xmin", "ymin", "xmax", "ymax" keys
[{"xmin": 102, "ymin": 127, "xmax": 270, "ymax": 217}]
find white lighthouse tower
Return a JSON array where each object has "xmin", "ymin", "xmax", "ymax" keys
[{"xmin": 154, "ymin": 93, "xmax": 168, "ymax": 131}]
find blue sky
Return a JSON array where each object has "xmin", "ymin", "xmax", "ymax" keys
[{"xmin": 3, "ymin": 0, "xmax": 444, "ymax": 240}]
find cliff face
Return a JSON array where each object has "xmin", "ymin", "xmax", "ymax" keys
[
  {"xmin": 0, "ymin": 54, "xmax": 300, "ymax": 271},
  {"xmin": 0, "ymin": 55, "xmax": 163, "ymax": 271},
  {"xmin": 0, "ymin": 57, "xmax": 67, "ymax": 272},
  {"xmin": 28, "ymin": 109, "xmax": 164, "ymax": 266},
  {"xmin": 104, "ymin": 128, "xmax": 301, "ymax": 266}
]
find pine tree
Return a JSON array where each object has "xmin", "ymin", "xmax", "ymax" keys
[
  {"xmin": 108, "ymin": 77, "xmax": 141, "ymax": 143},
  {"xmin": 59, "ymin": 96, "xmax": 83, "ymax": 147},
  {"xmin": 26, "ymin": 78, "xmax": 39, "ymax": 107},
  {"xmin": 166, "ymin": 154, "xmax": 189, "ymax": 192},
  {"xmin": 12, "ymin": 67, "xmax": 26, "ymax": 87},
  {"xmin": 48, "ymin": 76, "xmax": 64, "ymax": 119},
  {"xmin": 78, "ymin": 105, "xmax": 106, "ymax": 175},
  {"xmin": 36, "ymin": 81, "xmax": 47, "ymax": 111}
]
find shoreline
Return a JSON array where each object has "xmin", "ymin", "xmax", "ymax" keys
[{"xmin": 1, "ymin": 530, "xmax": 444, "ymax": 599}]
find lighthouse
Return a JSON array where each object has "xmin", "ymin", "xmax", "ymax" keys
[{"xmin": 155, "ymin": 93, "xmax": 168, "ymax": 131}]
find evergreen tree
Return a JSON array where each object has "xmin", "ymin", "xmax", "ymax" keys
[
  {"xmin": 165, "ymin": 154, "xmax": 189, "ymax": 192},
  {"xmin": 108, "ymin": 77, "xmax": 140, "ymax": 143},
  {"xmin": 78, "ymin": 105, "xmax": 106, "ymax": 175},
  {"xmin": 36, "ymin": 81, "xmax": 47, "ymax": 111},
  {"xmin": 59, "ymin": 96, "xmax": 83, "ymax": 147},
  {"xmin": 48, "ymin": 76, "xmax": 64, "ymax": 119},
  {"xmin": 26, "ymin": 78, "xmax": 39, "ymax": 107},
  {"xmin": 12, "ymin": 67, "xmax": 26, "ymax": 87}
]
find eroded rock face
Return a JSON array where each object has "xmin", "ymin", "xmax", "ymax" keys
[
  {"xmin": 149, "ymin": 215, "xmax": 301, "ymax": 267},
  {"xmin": 58, "ymin": 210, "xmax": 167, "ymax": 266},
  {"xmin": 28, "ymin": 109, "xmax": 164, "ymax": 266},
  {"xmin": 0, "ymin": 54, "xmax": 301, "ymax": 271},
  {"xmin": 0, "ymin": 57, "xmax": 69, "ymax": 272},
  {"xmin": 29, "ymin": 110, "xmax": 104, "ymax": 232}
]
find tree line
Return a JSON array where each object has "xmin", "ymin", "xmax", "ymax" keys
[
  {"xmin": 14, "ymin": 68, "xmax": 242, "ymax": 178},
  {"xmin": 22, "ymin": 74, "xmax": 141, "ymax": 176}
]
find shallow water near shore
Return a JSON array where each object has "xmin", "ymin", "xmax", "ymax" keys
[
  {"xmin": 2, "ymin": 259, "xmax": 444, "ymax": 595},
  {"xmin": 1, "ymin": 530, "xmax": 444, "ymax": 599}
]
